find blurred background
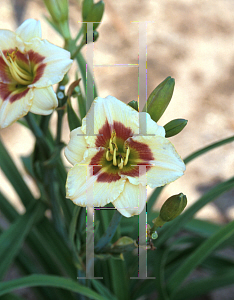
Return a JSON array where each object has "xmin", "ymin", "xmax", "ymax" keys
[{"xmin": 0, "ymin": 0, "xmax": 234, "ymax": 299}]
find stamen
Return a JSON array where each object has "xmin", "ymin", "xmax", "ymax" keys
[
  {"xmin": 111, "ymin": 130, "xmax": 116, "ymax": 140},
  {"xmin": 124, "ymin": 145, "xmax": 130, "ymax": 166},
  {"xmin": 106, "ymin": 149, "xmax": 113, "ymax": 161},
  {"xmin": 113, "ymin": 148, "xmax": 117, "ymax": 166},
  {"xmin": 9, "ymin": 58, "xmax": 32, "ymax": 82},
  {"xmin": 109, "ymin": 130, "xmax": 117, "ymax": 154},
  {"xmin": 0, "ymin": 50, "xmax": 11, "ymax": 67},
  {"xmin": 1, "ymin": 48, "xmax": 33, "ymax": 86},
  {"xmin": 109, "ymin": 139, "xmax": 114, "ymax": 154}
]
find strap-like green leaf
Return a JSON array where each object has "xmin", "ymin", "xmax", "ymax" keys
[
  {"xmin": 184, "ymin": 135, "xmax": 234, "ymax": 164},
  {"xmin": 0, "ymin": 201, "xmax": 46, "ymax": 279},
  {"xmin": 167, "ymin": 219, "xmax": 234, "ymax": 296},
  {"xmin": 0, "ymin": 275, "xmax": 107, "ymax": 300},
  {"xmin": 0, "ymin": 294, "xmax": 24, "ymax": 300},
  {"xmin": 0, "ymin": 140, "xmax": 35, "ymax": 207},
  {"xmin": 91, "ymin": 279, "xmax": 118, "ymax": 300},
  {"xmin": 174, "ymin": 270, "xmax": 234, "ymax": 300}
]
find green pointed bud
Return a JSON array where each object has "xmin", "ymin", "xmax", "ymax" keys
[
  {"xmin": 43, "ymin": 0, "xmax": 70, "ymax": 39},
  {"xmin": 164, "ymin": 119, "xmax": 188, "ymax": 138},
  {"xmin": 60, "ymin": 74, "xmax": 69, "ymax": 86},
  {"xmin": 83, "ymin": 0, "xmax": 105, "ymax": 30},
  {"xmin": 143, "ymin": 76, "xmax": 175, "ymax": 122},
  {"xmin": 128, "ymin": 100, "xmax": 138, "ymax": 111},
  {"xmin": 82, "ymin": 0, "xmax": 94, "ymax": 21},
  {"xmin": 43, "ymin": 0, "xmax": 69, "ymax": 22},
  {"xmin": 93, "ymin": 30, "xmax": 99, "ymax": 42},
  {"xmin": 112, "ymin": 236, "xmax": 135, "ymax": 247},
  {"xmin": 160, "ymin": 193, "xmax": 187, "ymax": 222}
]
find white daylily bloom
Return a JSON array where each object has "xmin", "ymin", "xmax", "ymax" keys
[
  {"xmin": 0, "ymin": 19, "xmax": 73, "ymax": 129},
  {"xmin": 65, "ymin": 96, "xmax": 186, "ymax": 217}
]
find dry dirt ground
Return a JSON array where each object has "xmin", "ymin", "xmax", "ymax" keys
[{"xmin": 0, "ymin": 0, "xmax": 234, "ymax": 299}]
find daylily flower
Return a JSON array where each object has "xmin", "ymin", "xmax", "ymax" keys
[
  {"xmin": 0, "ymin": 19, "xmax": 72, "ymax": 129},
  {"xmin": 65, "ymin": 96, "xmax": 186, "ymax": 217}
]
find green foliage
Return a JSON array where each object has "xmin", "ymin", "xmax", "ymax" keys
[{"xmin": 1, "ymin": 2, "xmax": 234, "ymax": 300}]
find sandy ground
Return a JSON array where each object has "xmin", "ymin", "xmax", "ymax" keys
[{"xmin": 0, "ymin": 0, "xmax": 234, "ymax": 299}]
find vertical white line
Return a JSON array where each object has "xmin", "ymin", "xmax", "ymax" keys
[
  {"xmin": 138, "ymin": 165, "xmax": 147, "ymax": 278},
  {"xmin": 138, "ymin": 22, "xmax": 147, "ymax": 135},
  {"xmin": 86, "ymin": 22, "xmax": 94, "ymax": 136}
]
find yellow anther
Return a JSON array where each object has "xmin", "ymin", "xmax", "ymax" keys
[
  {"xmin": 109, "ymin": 139, "xmax": 113, "ymax": 154},
  {"xmin": 118, "ymin": 157, "xmax": 124, "ymax": 169},
  {"xmin": 106, "ymin": 149, "xmax": 112, "ymax": 161},
  {"xmin": 113, "ymin": 148, "xmax": 117, "ymax": 166},
  {"xmin": 109, "ymin": 130, "xmax": 117, "ymax": 154},
  {"xmin": 124, "ymin": 146, "xmax": 130, "ymax": 166},
  {"xmin": 111, "ymin": 130, "xmax": 116, "ymax": 140}
]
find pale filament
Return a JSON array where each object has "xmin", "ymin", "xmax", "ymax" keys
[
  {"xmin": 1, "ymin": 48, "xmax": 33, "ymax": 85},
  {"xmin": 106, "ymin": 132, "xmax": 130, "ymax": 169}
]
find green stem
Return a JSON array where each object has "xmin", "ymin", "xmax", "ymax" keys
[
  {"xmin": 24, "ymin": 113, "xmax": 51, "ymax": 155},
  {"xmin": 45, "ymin": 169, "xmax": 66, "ymax": 239},
  {"xmin": 71, "ymin": 40, "xmax": 86, "ymax": 60},
  {"xmin": 74, "ymin": 25, "xmax": 84, "ymax": 44},
  {"xmin": 56, "ymin": 109, "xmax": 64, "ymax": 145},
  {"xmin": 95, "ymin": 210, "xmax": 122, "ymax": 253}
]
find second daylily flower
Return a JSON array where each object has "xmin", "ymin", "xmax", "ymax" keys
[
  {"xmin": 65, "ymin": 96, "xmax": 186, "ymax": 218},
  {"xmin": 0, "ymin": 19, "xmax": 72, "ymax": 129}
]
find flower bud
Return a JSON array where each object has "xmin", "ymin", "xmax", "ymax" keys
[
  {"xmin": 85, "ymin": 30, "xmax": 99, "ymax": 43},
  {"xmin": 43, "ymin": 0, "xmax": 69, "ymax": 23},
  {"xmin": 82, "ymin": 0, "xmax": 105, "ymax": 30},
  {"xmin": 82, "ymin": 0, "xmax": 94, "ymax": 21},
  {"xmin": 164, "ymin": 119, "xmax": 188, "ymax": 138},
  {"xmin": 128, "ymin": 100, "xmax": 138, "ymax": 111},
  {"xmin": 143, "ymin": 76, "xmax": 175, "ymax": 122},
  {"xmin": 111, "ymin": 236, "xmax": 135, "ymax": 247},
  {"xmin": 159, "ymin": 193, "xmax": 187, "ymax": 222}
]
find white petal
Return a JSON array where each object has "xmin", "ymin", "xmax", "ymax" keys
[
  {"xmin": 26, "ymin": 38, "xmax": 72, "ymax": 88},
  {"xmin": 16, "ymin": 19, "xmax": 42, "ymax": 42},
  {"xmin": 139, "ymin": 112, "xmax": 165, "ymax": 136},
  {"xmin": 112, "ymin": 181, "xmax": 146, "ymax": 217},
  {"xmin": 126, "ymin": 135, "xmax": 185, "ymax": 187},
  {"xmin": 147, "ymin": 137, "xmax": 185, "ymax": 188},
  {"xmin": 64, "ymin": 127, "xmax": 88, "ymax": 165},
  {"xmin": 30, "ymin": 86, "xmax": 58, "ymax": 115},
  {"xmin": 0, "ymin": 90, "xmax": 33, "ymax": 129},
  {"xmin": 0, "ymin": 30, "xmax": 17, "ymax": 51},
  {"xmin": 66, "ymin": 164, "xmax": 126, "ymax": 207},
  {"xmin": 82, "ymin": 96, "xmax": 140, "ymax": 147}
]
